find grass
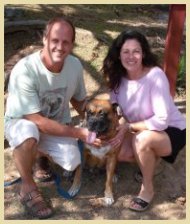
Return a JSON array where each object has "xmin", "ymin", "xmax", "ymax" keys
[{"xmin": 5, "ymin": 4, "xmax": 185, "ymax": 95}]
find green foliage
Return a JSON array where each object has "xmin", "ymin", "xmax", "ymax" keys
[{"xmin": 176, "ymin": 52, "xmax": 186, "ymax": 91}]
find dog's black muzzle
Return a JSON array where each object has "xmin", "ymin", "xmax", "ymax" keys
[{"xmin": 87, "ymin": 116, "xmax": 110, "ymax": 137}]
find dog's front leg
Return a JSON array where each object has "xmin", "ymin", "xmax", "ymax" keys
[
  {"xmin": 104, "ymin": 156, "xmax": 117, "ymax": 205},
  {"xmin": 68, "ymin": 165, "xmax": 82, "ymax": 197}
]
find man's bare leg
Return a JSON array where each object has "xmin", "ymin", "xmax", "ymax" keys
[{"xmin": 13, "ymin": 137, "xmax": 53, "ymax": 218}]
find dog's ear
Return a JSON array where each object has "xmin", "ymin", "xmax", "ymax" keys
[{"xmin": 112, "ymin": 103, "xmax": 123, "ymax": 117}]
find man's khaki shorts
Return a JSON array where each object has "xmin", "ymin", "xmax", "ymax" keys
[{"xmin": 5, "ymin": 119, "xmax": 81, "ymax": 171}]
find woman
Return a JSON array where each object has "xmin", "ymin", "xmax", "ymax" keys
[{"xmin": 101, "ymin": 30, "xmax": 186, "ymax": 211}]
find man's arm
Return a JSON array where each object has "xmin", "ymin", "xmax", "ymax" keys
[
  {"xmin": 24, "ymin": 112, "xmax": 87, "ymax": 140},
  {"xmin": 24, "ymin": 112, "xmax": 102, "ymax": 146}
]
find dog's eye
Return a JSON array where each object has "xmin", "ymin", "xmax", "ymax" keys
[
  {"xmin": 99, "ymin": 110, "xmax": 107, "ymax": 117},
  {"xmin": 87, "ymin": 110, "xmax": 94, "ymax": 116}
]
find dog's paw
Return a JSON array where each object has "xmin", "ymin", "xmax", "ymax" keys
[
  {"xmin": 104, "ymin": 196, "xmax": 114, "ymax": 206},
  {"xmin": 68, "ymin": 183, "xmax": 81, "ymax": 197}
]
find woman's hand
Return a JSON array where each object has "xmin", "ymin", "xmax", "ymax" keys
[{"xmin": 108, "ymin": 123, "xmax": 129, "ymax": 149}]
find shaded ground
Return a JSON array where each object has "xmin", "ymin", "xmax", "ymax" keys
[
  {"xmin": 4, "ymin": 4, "xmax": 186, "ymax": 220},
  {"xmin": 4, "ymin": 147, "xmax": 186, "ymax": 220}
]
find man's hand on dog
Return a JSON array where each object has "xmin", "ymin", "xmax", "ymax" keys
[{"xmin": 79, "ymin": 127, "xmax": 105, "ymax": 147}]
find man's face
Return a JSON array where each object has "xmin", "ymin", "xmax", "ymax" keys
[{"xmin": 43, "ymin": 21, "xmax": 74, "ymax": 65}]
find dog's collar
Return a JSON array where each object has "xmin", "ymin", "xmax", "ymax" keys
[{"xmin": 97, "ymin": 129, "xmax": 117, "ymax": 141}]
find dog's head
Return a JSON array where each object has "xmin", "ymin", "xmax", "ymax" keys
[{"xmin": 85, "ymin": 94, "xmax": 121, "ymax": 138}]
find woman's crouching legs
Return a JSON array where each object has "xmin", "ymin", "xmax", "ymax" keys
[{"xmin": 129, "ymin": 130, "xmax": 172, "ymax": 211}]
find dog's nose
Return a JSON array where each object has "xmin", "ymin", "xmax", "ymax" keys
[{"xmin": 88, "ymin": 118, "xmax": 109, "ymax": 135}]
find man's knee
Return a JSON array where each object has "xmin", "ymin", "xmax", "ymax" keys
[
  {"xmin": 18, "ymin": 137, "xmax": 38, "ymax": 149},
  {"xmin": 6, "ymin": 119, "xmax": 40, "ymax": 150}
]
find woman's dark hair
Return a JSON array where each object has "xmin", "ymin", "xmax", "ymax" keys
[
  {"xmin": 101, "ymin": 30, "xmax": 159, "ymax": 91},
  {"xmin": 43, "ymin": 17, "xmax": 76, "ymax": 42}
]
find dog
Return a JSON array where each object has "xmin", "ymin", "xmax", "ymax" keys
[
  {"xmin": 76, "ymin": 93, "xmax": 120, "ymax": 205},
  {"xmin": 68, "ymin": 94, "xmax": 121, "ymax": 205}
]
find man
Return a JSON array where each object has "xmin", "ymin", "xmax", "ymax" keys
[{"xmin": 4, "ymin": 17, "xmax": 99, "ymax": 219}]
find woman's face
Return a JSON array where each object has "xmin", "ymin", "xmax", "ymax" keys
[{"xmin": 120, "ymin": 39, "xmax": 143, "ymax": 74}]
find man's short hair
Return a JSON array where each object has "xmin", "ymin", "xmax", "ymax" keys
[{"xmin": 43, "ymin": 17, "xmax": 76, "ymax": 42}]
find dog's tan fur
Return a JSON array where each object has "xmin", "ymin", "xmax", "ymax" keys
[{"xmin": 69, "ymin": 94, "xmax": 120, "ymax": 205}]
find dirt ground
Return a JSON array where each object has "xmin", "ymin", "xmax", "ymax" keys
[
  {"xmin": 4, "ymin": 146, "xmax": 186, "ymax": 220},
  {"xmin": 4, "ymin": 5, "xmax": 186, "ymax": 220}
]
